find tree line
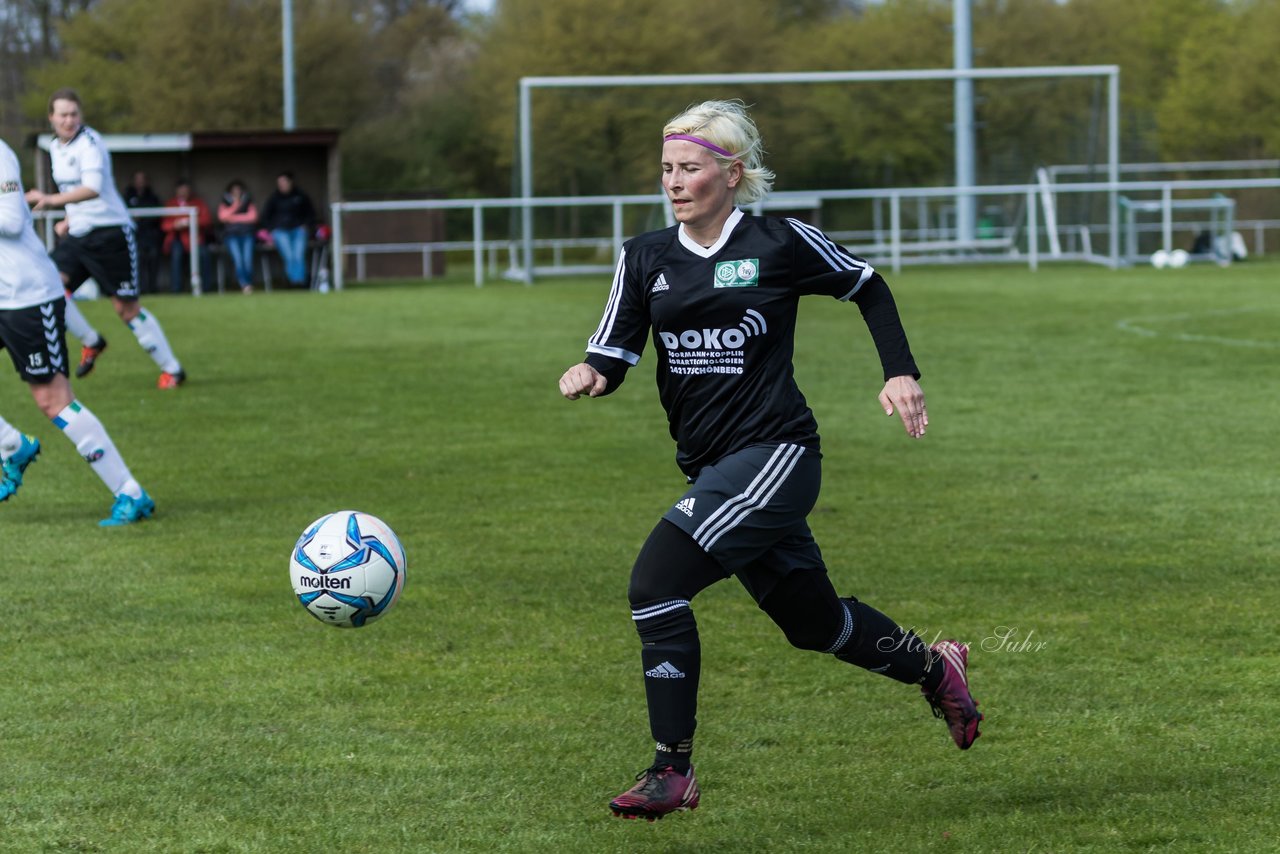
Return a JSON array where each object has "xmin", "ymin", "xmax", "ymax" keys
[{"xmin": 2, "ymin": 0, "xmax": 1276, "ymax": 199}]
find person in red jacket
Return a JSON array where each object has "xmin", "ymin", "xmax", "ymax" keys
[{"xmin": 160, "ymin": 178, "xmax": 212, "ymax": 294}]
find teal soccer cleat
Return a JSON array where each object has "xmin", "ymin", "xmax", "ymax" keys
[
  {"xmin": 0, "ymin": 434, "xmax": 41, "ymax": 502},
  {"xmin": 100, "ymin": 490, "xmax": 156, "ymax": 527}
]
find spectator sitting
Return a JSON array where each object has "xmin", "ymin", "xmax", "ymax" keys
[
  {"xmin": 123, "ymin": 171, "xmax": 162, "ymax": 294},
  {"xmin": 160, "ymin": 179, "xmax": 213, "ymax": 294},
  {"xmin": 218, "ymin": 180, "xmax": 259, "ymax": 294},
  {"xmin": 258, "ymin": 171, "xmax": 316, "ymax": 288}
]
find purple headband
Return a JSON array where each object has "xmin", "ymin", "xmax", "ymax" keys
[{"xmin": 663, "ymin": 134, "xmax": 736, "ymax": 159}]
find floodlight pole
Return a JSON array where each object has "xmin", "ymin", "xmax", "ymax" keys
[
  {"xmin": 953, "ymin": 0, "xmax": 976, "ymax": 247},
  {"xmin": 282, "ymin": 0, "xmax": 297, "ymax": 130}
]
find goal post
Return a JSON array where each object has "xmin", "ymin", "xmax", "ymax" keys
[{"xmin": 517, "ymin": 65, "xmax": 1121, "ymax": 279}]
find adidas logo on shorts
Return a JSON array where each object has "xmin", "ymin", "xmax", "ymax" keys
[{"xmin": 674, "ymin": 497, "xmax": 696, "ymax": 517}]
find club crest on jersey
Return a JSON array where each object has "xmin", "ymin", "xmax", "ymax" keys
[{"xmin": 714, "ymin": 259, "xmax": 758, "ymax": 288}]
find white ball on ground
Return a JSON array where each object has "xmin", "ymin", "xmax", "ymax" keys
[{"xmin": 289, "ymin": 510, "xmax": 406, "ymax": 628}]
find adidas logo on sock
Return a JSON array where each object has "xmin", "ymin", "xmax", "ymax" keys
[
  {"xmin": 674, "ymin": 497, "xmax": 696, "ymax": 517},
  {"xmin": 645, "ymin": 661, "xmax": 686, "ymax": 679}
]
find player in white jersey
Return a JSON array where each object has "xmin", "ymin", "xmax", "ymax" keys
[
  {"xmin": 0, "ymin": 137, "xmax": 154, "ymax": 525},
  {"xmin": 25, "ymin": 88, "xmax": 187, "ymax": 389}
]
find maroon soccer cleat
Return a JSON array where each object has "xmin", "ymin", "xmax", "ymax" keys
[
  {"xmin": 922, "ymin": 640, "xmax": 983, "ymax": 750},
  {"xmin": 609, "ymin": 764, "xmax": 699, "ymax": 821}
]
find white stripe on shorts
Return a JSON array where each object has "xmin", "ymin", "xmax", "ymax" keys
[{"xmin": 693, "ymin": 443, "xmax": 805, "ymax": 552}]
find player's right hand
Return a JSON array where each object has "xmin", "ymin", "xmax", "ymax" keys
[{"xmin": 558, "ymin": 363, "xmax": 607, "ymax": 400}]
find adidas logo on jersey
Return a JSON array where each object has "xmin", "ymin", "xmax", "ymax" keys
[
  {"xmin": 674, "ymin": 497, "xmax": 696, "ymax": 517},
  {"xmin": 651, "ymin": 273, "xmax": 669, "ymax": 293},
  {"xmin": 645, "ymin": 661, "xmax": 686, "ymax": 679}
]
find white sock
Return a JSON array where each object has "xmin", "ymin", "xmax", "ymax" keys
[
  {"xmin": 63, "ymin": 294, "xmax": 103, "ymax": 347},
  {"xmin": 127, "ymin": 307, "xmax": 182, "ymax": 375},
  {"xmin": 53, "ymin": 400, "xmax": 142, "ymax": 498},
  {"xmin": 0, "ymin": 416, "xmax": 22, "ymax": 457}
]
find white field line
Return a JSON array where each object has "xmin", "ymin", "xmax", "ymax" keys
[{"xmin": 1115, "ymin": 306, "xmax": 1279, "ymax": 349}]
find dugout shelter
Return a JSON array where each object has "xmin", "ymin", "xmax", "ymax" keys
[
  {"xmin": 31, "ymin": 128, "xmax": 341, "ymax": 218},
  {"xmin": 29, "ymin": 128, "xmax": 342, "ymax": 291}
]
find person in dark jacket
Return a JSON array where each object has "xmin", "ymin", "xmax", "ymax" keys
[
  {"xmin": 122, "ymin": 171, "xmax": 162, "ymax": 294},
  {"xmin": 258, "ymin": 172, "xmax": 316, "ymax": 287}
]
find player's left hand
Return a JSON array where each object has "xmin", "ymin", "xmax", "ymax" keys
[
  {"xmin": 25, "ymin": 189, "xmax": 47, "ymax": 210},
  {"xmin": 54, "ymin": 218, "xmax": 69, "ymax": 237},
  {"xmin": 879, "ymin": 375, "xmax": 928, "ymax": 439}
]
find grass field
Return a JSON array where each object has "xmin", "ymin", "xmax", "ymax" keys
[{"xmin": 2, "ymin": 261, "xmax": 1277, "ymax": 852}]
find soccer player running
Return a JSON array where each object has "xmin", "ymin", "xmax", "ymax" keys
[
  {"xmin": 558, "ymin": 100, "xmax": 982, "ymax": 822},
  {"xmin": 25, "ymin": 88, "xmax": 187, "ymax": 389},
  {"xmin": 0, "ymin": 137, "xmax": 154, "ymax": 524}
]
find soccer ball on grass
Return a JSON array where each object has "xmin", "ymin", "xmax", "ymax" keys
[{"xmin": 289, "ymin": 510, "xmax": 406, "ymax": 628}]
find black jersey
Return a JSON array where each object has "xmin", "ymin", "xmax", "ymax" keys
[{"xmin": 584, "ymin": 209, "xmax": 914, "ymax": 477}]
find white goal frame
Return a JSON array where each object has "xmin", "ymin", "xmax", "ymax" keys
[{"xmin": 517, "ymin": 66, "xmax": 1121, "ymax": 278}]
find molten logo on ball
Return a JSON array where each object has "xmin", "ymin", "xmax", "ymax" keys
[{"xmin": 289, "ymin": 510, "xmax": 406, "ymax": 628}]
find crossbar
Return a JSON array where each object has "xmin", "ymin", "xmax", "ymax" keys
[{"xmin": 518, "ymin": 65, "xmax": 1122, "ymax": 278}]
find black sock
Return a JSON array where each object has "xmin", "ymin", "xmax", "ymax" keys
[
  {"xmin": 920, "ymin": 657, "xmax": 945, "ymax": 694},
  {"xmin": 634, "ymin": 601, "xmax": 701, "ymax": 750},
  {"xmin": 654, "ymin": 738, "xmax": 693, "ymax": 771},
  {"xmin": 627, "ymin": 521, "xmax": 725, "ymax": 770},
  {"xmin": 833, "ymin": 598, "xmax": 940, "ymax": 686}
]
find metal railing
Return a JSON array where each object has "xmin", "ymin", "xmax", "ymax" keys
[
  {"xmin": 330, "ymin": 194, "xmax": 662, "ymax": 289},
  {"xmin": 330, "ymin": 176, "xmax": 1280, "ymax": 289},
  {"xmin": 35, "ymin": 206, "xmax": 206, "ymax": 296}
]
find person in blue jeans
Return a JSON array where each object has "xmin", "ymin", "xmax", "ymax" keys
[
  {"xmin": 258, "ymin": 172, "xmax": 316, "ymax": 288},
  {"xmin": 218, "ymin": 180, "xmax": 258, "ymax": 294}
]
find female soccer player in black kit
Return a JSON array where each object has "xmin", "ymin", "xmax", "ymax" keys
[{"xmin": 558, "ymin": 100, "xmax": 982, "ymax": 822}]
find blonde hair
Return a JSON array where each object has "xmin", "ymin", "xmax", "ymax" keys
[{"xmin": 662, "ymin": 99, "xmax": 774, "ymax": 204}]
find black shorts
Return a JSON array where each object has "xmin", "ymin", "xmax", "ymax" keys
[
  {"xmin": 51, "ymin": 225, "xmax": 140, "ymax": 299},
  {"xmin": 662, "ymin": 442, "xmax": 825, "ymax": 603},
  {"xmin": 0, "ymin": 298, "xmax": 69, "ymax": 384}
]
